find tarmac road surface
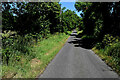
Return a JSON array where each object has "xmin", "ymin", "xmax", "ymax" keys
[{"xmin": 39, "ymin": 30, "xmax": 119, "ymax": 79}]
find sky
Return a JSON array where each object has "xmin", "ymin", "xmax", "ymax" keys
[{"xmin": 59, "ymin": 2, "xmax": 82, "ymax": 17}]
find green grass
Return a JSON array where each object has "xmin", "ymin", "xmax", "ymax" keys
[
  {"xmin": 2, "ymin": 32, "xmax": 70, "ymax": 78},
  {"xmin": 92, "ymin": 46, "xmax": 120, "ymax": 76}
]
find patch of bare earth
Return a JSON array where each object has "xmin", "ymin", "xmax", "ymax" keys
[
  {"xmin": 31, "ymin": 58, "xmax": 42, "ymax": 68},
  {"xmin": 2, "ymin": 72, "xmax": 17, "ymax": 78}
]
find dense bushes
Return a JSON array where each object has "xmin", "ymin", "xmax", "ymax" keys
[
  {"xmin": 2, "ymin": 31, "xmax": 34, "ymax": 65},
  {"xmin": 96, "ymin": 38, "xmax": 120, "ymax": 60},
  {"xmin": 93, "ymin": 35, "xmax": 120, "ymax": 74},
  {"xmin": 102, "ymin": 34, "xmax": 120, "ymax": 59},
  {"xmin": 105, "ymin": 42, "xmax": 120, "ymax": 58},
  {"xmin": 102, "ymin": 34, "xmax": 120, "ymax": 46},
  {"xmin": 2, "ymin": 30, "xmax": 56, "ymax": 65},
  {"xmin": 92, "ymin": 41, "xmax": 120, "ymax": 75},
  {"xmin": 94, "ymin": 34, "xmax": 120, "ymax": 49}
]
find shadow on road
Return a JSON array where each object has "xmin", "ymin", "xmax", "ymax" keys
[
  {"xmin": 68, "ymin": 33, "xmax": 94, "ymax": 49},
  {"xmin": 70, "ymin": 34, "xmax": 77, "ymax": 36}
]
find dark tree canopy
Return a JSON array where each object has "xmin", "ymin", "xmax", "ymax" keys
[
  {"xmin": 2, "ymin": 2, "xmax": 80, "ymax": 35},
  {"xmin": 75, "ymin": 2, "xmax": 120, "ymax": 39}
]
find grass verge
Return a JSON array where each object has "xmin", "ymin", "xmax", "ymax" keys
[
  {"xmin": 92, "ymin": 47, "xmax": 120, "ymax": 76},
  {"xmin": 2, "ymin": 32, "xmax": 70, "ymax": 78}
]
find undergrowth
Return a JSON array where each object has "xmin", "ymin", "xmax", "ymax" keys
[{"xmin": 2, "ymin": 32, "xmax": 70, "ymax": 78}]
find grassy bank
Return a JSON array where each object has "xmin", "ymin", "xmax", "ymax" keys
[
  {"xmin": 76, "ymin": 29, "xmax": 120, "ymax": 76},
  {"xmin": 92, "ymin": 45, "xmax": 120, "ymax": 76},
  {"xmin": 2, "ymin": 32, "xmax": 70, "ymax": 78}
]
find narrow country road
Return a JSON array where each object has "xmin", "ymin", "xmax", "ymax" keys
[{"xmin": 39, "ymin": 30, "xmax": 119, "ymax": 79}]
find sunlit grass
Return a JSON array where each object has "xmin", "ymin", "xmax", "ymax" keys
[
  {"xmin": 92, "ymin": 47, "xmax": 120, "ymax": 76},
  {"xmin": 2, "ymin": 32, "xmax": 70, "ymax": 78}
]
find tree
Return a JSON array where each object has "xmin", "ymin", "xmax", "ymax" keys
[
  {"xmin": 75, "ymin": 2, "xmax": 120, "ymax": 41},
  {"xmin": 61, "ymin": 9, "xmax": 81, "ymax": 32},
  {"xmin": 2, "ymin": 2, "xmax": 61, "ymax": 35}
]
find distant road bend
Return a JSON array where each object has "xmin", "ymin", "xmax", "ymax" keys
[{"xmin": 39, "ymin": 30, "xmax": 119, "ymax": 79}]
